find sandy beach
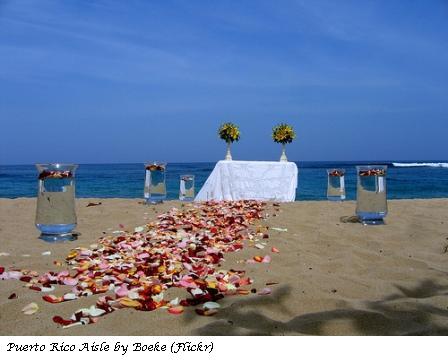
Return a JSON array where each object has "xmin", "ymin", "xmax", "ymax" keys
[{"xmin": 1, "ymin": 197, "xmax": 448, "ymax": 336}]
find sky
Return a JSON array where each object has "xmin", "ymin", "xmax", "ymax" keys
[{"xmin": 0, "ymin": 0, "xmax": 447, "ymax": 164}]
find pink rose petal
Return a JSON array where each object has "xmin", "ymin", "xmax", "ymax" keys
[
  {"xmin": 3, "ymin": 271, "xmax": 22, "ymax": 280},
  {"xmin": 62, "ymin": 277, "xmax": 78, "ymax": 286},
  {"xmin": 258, "ymin": 288, "xmax": 272, "ymax": 296},
  {"xmin": 115, "ymin": 284, "xmax": 129, "ymax": 298},
  {"xmin": 137, "ymin": 252, "xmax": 149, "ymax": 260},
  {"xmin": 262, "ymin": 255, "xmax": 271, "ymax": 263}
]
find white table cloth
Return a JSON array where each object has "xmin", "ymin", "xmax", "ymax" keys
[{"xmin": 195, "ymin": 160, "xmax": 298, "ymax": 202}]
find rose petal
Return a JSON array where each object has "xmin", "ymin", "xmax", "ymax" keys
[
  {"xmin": 168, "ymin": 306, "xmax": 184, "ymax": 315},
  {"xmin": 262, "ymin": 255, "xmax": 271, "ymax": 263},
  {"xmin": 57, "ymin": 270, "xmax": 70, "ymax": 278},
  {"xmin": 66, "ymin": 250, "xmax": 78, "ymax": 260},
  {"xmin": 271, "ymin": 247, "xmax": 280, "ymax": 253},
  {"xmin": 127, "ymin": 290, "xmax": 140, "ymax": 300},
  {"xmin": 272, "ymin": 227, "xmax": 288, "ymax": 232},
  {"xmin": 151, "ymin": 284, "xmax": 163, "ymax": 294},
  {"xmin": 203, "ymin": 302, "xmax": 220, "ymax": 310},
  {"xmin": 43, "ymin": 295, "xmax": 64, "ymax": 304},
  {"xmin": 170, "ymin": 298, "xmax": 180, "ymax": 306},
  {"xmin": 41, "ymin": 286, "xmax": 55, "ymax": 292},
  {"xmin": 115, "ymin": 284, "xmax": 129, "ymax": 298},
  {"xmin": 258, "ymin": 288, "xmax": 272, "ymax": 296},
  {"xmin": 152, "ymin": 296, "xmax": 165, "ymax": 307},
  {"xmin": 63, "ymin": 293, "xmax": 77, "ymax": 301},
  {"xmin": 137, "ymin": 252, "xmax": 150, "ymax": 260},
  {"xmin": 5, "ymin": 271, "xmax": 22, "ymax": 280},
  {"xmin": 191, "ymin": 288, "xmax": 204, "ymax": 297},
  {"xmin": 62, "ymin": 277, "xmax": 78, "ymax": 286},
  {"xmin": 62, "ymin": 322, "xmax": 84, "ymax": 329},
  {"xmin": 53, "ymin": 316, "xmax": 73, "ymax": 326},
  {"xmin": 119, "ymin": 298, "xmax": 142, "ymax": 308},
  {"xmin": 237, "ymin": 289, "xmax": 250, "ymax": 295},
  {"xmin": 86, "ymin": 306, "xmax": 106, "ymax": 317},
  {"xmin": 239, "ymin": 277, "xmax": 252, "ymax": 286},
  {"xmin": 22, "ymin": 302, "xmax": 39, "ymax": 315}
]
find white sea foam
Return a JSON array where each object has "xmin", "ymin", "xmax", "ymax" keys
[{"xmin": 393, "ymin": 162, "xmax": 448, "ymax": 168}]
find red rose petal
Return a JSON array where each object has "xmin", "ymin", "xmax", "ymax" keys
[
  {"xmin": 168, "ymin": 306, "xmax": 184, "ymax": 315},
  {"xmin": 53, "ymin": 316, "xmax": 73, "ymax": 326},
  {"xmin": 43, "ymin": 295, "xmax": 64, "ymax": 304}
]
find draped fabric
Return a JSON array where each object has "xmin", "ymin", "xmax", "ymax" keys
[{"xmin": 195, "ymin": 160, "xmax": 298, "ymax": 202}]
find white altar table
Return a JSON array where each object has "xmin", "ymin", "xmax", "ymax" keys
[{"xmin": 195, "ymin": 160, "xmax": 298, "ymax": 202}]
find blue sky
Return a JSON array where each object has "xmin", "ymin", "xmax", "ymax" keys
[{"xmin": 0, "ymin": 0, "xmax": 447, "ymax": 164}]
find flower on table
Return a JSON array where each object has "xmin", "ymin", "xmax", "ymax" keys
[
  {"xmin": 272, "ymin": 123, "xmax": 296, "ymax": 144},
  {"xmin": 218, "ymin": 123, "xmax": 240, "ymax": 143}
]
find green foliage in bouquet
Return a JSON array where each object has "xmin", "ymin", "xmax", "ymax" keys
[
  {"xmin": 218, "ymin": 123, "xmax": 241, "ymax": 143},
  {"xmin": 272, "ymin": 123, "xmax": 296, "ymax": 144}
]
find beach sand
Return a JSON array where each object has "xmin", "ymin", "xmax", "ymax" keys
[{"xmin": 1, "ymin": 198, "xmax": 448, "ymax": 336}]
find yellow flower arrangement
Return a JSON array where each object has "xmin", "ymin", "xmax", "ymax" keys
[
  {"xmin": 218, "ymin": 123, "xmax": 241, "ymax": 143},
  {"xmin": 272, "ymin": 123, "xmax": 296, "ymax": 144}
]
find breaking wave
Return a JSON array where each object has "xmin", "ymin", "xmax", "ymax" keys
[{"xmin": 393, "ymin": 162, "xmax": 448, "ymax": 168}]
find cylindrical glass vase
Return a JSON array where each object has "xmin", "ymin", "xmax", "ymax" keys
[
  {"xmin": 35, "ymin": 163, "xmax": 78, "ymax": 241},
  {"xmin": 144, "ymin": 162, "xmax": 167, "ymax": 204},
  {"xmin": 179, "ymin": 175, "xmax": 195, "ymax": 201},
  {"xmin": 327, "ymin": 169, "xmax": 346, "ymax": 201},
  {"xmin": 356, "ymin": 165, "xmax": 388, "ymax": 225}
]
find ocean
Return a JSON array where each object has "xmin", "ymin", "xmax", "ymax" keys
[{"xmin": 1, "ymin": 161, "xmax": 447, "ymax": 201}]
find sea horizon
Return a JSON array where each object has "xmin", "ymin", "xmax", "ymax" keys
[
  {"xmin": 2, "ymin": 159, "xmax": 448, "ymax": 167},
  {"xmin": 1, "ymin": 160, "xmax": 447, "ymax": 201}
]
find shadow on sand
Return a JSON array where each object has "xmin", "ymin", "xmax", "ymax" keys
[{"xmin": 185, "ymin": 280, "xmax": 448, "ymax": 336}]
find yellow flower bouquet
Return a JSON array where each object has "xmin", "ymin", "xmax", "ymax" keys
[
  {"xmin": 272, "ymin": 123, "xmax": 296, "ymax": 162},
  {"xmin": 218, "ymin": 123, "xmax": 240, "ymax": 143},
  {"xmin": 272, "ymin": 123, "xmax": 296, "ymax": 144},
  {"xmin": 218, "ymin": 123, "xmax": 240, "ymax": 160}
]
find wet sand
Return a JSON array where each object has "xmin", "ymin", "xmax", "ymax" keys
[{"xmin": 1, "ymin": 198, "xmax": 448, "ymax": 336}]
